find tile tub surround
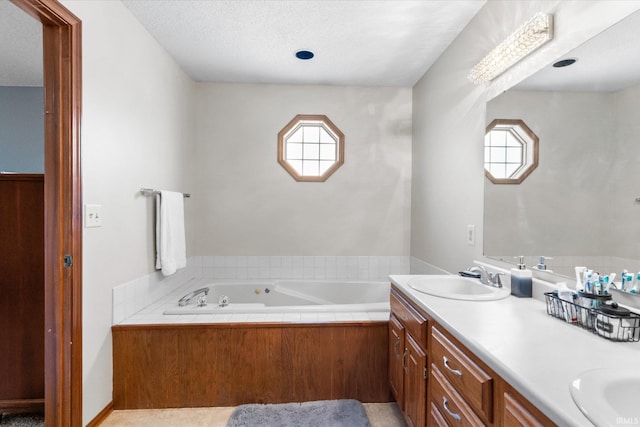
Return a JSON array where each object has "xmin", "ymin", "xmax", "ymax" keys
[
  {"xmin": 390, "ymin": 274, "xmax": 640, "ymax": 426},
  {"xmin": 113, "ymin": 256, "xmax": 410, "ymax": 325}
]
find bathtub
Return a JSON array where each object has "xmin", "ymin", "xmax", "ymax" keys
[{"xmin": 163, "ymin": 280, "xmax": 390, "ymax": 315}]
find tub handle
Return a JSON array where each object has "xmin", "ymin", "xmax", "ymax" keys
[{"xmin": 401, "ymin": 349, "xmax": 408, "ymax": 373}]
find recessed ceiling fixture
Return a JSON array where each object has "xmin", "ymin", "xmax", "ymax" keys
[
  {"xmin": 553, "ymin": 58, "xmax": 577, "ymax": 68},
  {"xmin": 295, "ymin": 50, "xmax": 314, "ymax": 60},
  {"xmin": 468, "ymin": 13, "xmax": 554, "ymax": 85}
]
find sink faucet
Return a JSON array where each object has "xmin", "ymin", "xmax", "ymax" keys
[
  {"xmin": 178, "ymin": 287, "xmax": 210, "ymax": 307},
  {"xmin": 465, "ymin": 266, "xmax": 504, "ymax": 288}
]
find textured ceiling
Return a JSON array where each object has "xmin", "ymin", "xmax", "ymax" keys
[
  {"xmin": 121, "ymin": 0, "xmax": 485, "ymax": 86},
  {"xmin": 516, "ymin": 9, "xmax": 640, "ymax": 92},
  {"xmin": 0, "ymin": 0, "xmax": 42, "ymax": 87}
]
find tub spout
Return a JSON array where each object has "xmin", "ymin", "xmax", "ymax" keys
[{"xmin": 178, "ymin": 287, "xmax": 209, "ymax": 307}]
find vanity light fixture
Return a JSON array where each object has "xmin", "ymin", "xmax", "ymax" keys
[{"xmin": 468, "ymin": 13, "xmax": 554, "ymax": 85}]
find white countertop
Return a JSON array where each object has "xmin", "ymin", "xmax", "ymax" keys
[{"xmin": 390, "ymin": 274, "xmax": 640, "ymax": 427}]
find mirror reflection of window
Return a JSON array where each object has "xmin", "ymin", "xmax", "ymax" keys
[{"xmin": 484, "ymin": 119, "xmax": 538, "ymax": 184}]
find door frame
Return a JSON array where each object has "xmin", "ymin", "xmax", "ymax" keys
[{"xmin": 10, "ymin": 0, "xmax": 83, "ymax": 425}]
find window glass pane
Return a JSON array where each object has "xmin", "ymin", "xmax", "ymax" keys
[
  {"xmin": 488, "ymin": 163, "xmax": 506, "ymax": 179},
  {"xmin": 302, "ymin": 160, "xmax": 320, "ymax": 176},
  {"xmin": 319, "ymin": 143, "xmax": 336, "ymax": 160},
  {"xmin": 288, "ymin": 127, "xmax": 303, "ymax": 143},
  {"xmin": 495, "ymin": 130, "xmax": 508, "ymax": 147},
  {"xmin": 288, "ymin": 160, "xmax": 303, "ymax": 175},
  {"xmin": 303, "ymin": 143, "xmax": 320, "ymax": 160},
  {"xmin": 505, "ymin": 163, "xmax": 520, "ymax": 178},
  {"xmin": 490, "ymin": 147, "xmax": 506, "ymax": 163},
  {"xmin": 506, "ymin": 146, "xmax": 523, "ymax": 163},
  {"xmin": 320, "ymin": 127, "xmax": 336, "ymax": 143},
  {"xmin": 303, "ymin": 125, "xmax": 320, "ymax": 143},
  {"xmin": 505, "ymin": 131, "xmax": 522, "ymax": 147},
  {"xmin": 286, "ymin": 142, "xmax": 303, "ymax": 160},
  {"xmin": 319, "ymin": 161, "xmax": 334, "ymax": 175}
]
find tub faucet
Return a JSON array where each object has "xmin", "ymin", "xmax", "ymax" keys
[
  {"xmin": 178, "ymin": 287, "xmax": 210, "ymax": 307},
  {"xmin": 465, "ymin": 266, "xmax": 504, "ymax": 288}
]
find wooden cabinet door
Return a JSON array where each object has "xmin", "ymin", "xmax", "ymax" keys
[
  {"xmin": 389, "ymin": 314, "xmax": 405, "ymax": 408},
  {"xmin": 404, "ymin": 334, "xmax": 427, "ymax": 427}
]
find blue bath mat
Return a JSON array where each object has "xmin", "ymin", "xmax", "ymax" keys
[{"xmin": 226, "ymin": 399, "xmax": 371, "ymax": 427}]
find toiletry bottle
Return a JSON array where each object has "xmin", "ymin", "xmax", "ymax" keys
[{"xmin": 511, "ymin": 256, "xmax": 533, "ymax": 298}]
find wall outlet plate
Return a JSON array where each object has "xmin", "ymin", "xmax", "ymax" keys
[{"xmin": 85, "ymin": 204, "xmax": 102, "ymax": 227}]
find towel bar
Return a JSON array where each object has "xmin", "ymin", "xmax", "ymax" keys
[{"xmin": 140, "ymin": 188, "xmax": 190, "ymax": 198}]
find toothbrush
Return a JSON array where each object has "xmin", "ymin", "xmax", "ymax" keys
[
  {"xmin": 621, "ymin": 270, "xmax": 628, "ymax": 291},
  {"xmin": 608, "ymin": 273, "xmax": 617, "ymax": 290}
]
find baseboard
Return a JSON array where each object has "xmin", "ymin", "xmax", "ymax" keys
[
  {"xmin": 86, "ymin": 401, "xmax": 113, "ymax": 427},
  {"xmin": 0, "ymin": 399, "xmax": 44, "ymax": 414}
]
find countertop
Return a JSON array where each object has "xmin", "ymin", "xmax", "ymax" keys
[{"xmin": 390, "ymin": 274, "xmax": 640, "ymax": 427}]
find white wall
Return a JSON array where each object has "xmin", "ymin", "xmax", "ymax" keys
[
  {"xmin": 411, "ymin": 0, "xmax": 640, "ymax": 275},
  {"xmin": 192, "ymin": 83, "xmax": 412, "ymax": 256},
  {"xmin": 60, "ymin": 1, "xmax": 196, "ymax": 424}
]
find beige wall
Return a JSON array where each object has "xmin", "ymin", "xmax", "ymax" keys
[
  {"xmin": 61, "ymin": 1, "xmax": 196, "ymax": 423},
  {"xmin": 191, "ymin": 83, "xmax": 412, "ymax": 256},
  {"xmin": 411, "ymin": 0, "xmax": 640, "ymax": 275}
]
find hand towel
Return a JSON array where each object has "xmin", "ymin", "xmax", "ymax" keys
[{"xmin": 155, "ymin": 191, "xmax": 186, "ymax": 276}]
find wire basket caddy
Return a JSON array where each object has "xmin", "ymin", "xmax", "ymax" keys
[{"xmin": 544, "ymin": 292, "xmax": 640, "ymax": 342}]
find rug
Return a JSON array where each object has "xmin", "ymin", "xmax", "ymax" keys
[
  {"xmin": 0, "ymin": 413, "xmax": 44, "ymax": 427},
  {"xmin": 226, "ymin": 399, "xmax": 371, "ymax": 427}
]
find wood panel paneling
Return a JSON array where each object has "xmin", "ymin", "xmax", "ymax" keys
[
  {"xmin": 0, "ymin": 175, "xmax": 44, "ymax": 412},
  {"xmin": 112, "ymin": 322, "xmax": 391, "ymax": 409}
]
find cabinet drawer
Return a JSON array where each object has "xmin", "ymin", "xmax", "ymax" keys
[
  {"xmin": 432, "ymin": 326, "xmax": 493, "ymax": 422},
  {"xmin": 431, "ymin": 365, "xmax": 486, "ymax": 427},
  {"xmin": 390, "ymin": 289, "xmax": 427, "ymax": 347},
  {"xmin": 429, "ymin": 401, "xmax": 449, "ymax": 427}
]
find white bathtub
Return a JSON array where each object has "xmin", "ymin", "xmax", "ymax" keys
[{"xmin": 163, "ymin": 280, "xmax": 390, "ymax": 315}]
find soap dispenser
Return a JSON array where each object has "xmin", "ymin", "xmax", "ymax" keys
[{"xmin": 511, "ymin": 256, "xmax": 532, "ymax": 298}]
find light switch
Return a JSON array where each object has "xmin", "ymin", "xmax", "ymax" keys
[
  {"xmin": 85, "ymin": 204, "xmax": 102, "ymax": 227},
  {"xmin": 467, "ymin": 225, "xmax": 475, "ymax": 246}
]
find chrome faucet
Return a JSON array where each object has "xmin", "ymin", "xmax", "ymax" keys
[
  {"xmin": 465, "ymin": 266, "xmax": 504, "ymax": 288},
  {"xmin": 178, "ymin": 287, "xmax": 210, "ymax": 307}
]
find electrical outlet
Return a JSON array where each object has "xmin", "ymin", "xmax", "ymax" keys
[
  {"xmin": 467, "ymin": 225, "xmax": 475, "ymax": 246},
  {"xmin": 85, "ymin": 204, "xmax": 102, "ymax": 227}
]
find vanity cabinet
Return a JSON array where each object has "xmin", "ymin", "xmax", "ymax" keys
[
  {"xmin": 390, "ymin": 284, "xmax": 556, "ymax": 427},
  {"xmin": 389, "ymin": 288, "xmax": 428, "ymax": 427}
]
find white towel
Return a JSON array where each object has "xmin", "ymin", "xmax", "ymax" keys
[{"xmin": 155, "ymin": 191, "xmax": 186, "ymax": 276}]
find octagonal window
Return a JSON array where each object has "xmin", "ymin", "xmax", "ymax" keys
[
  {"xmin": 484, "ymin": 119, "xmax": 538, "ymax": 184},
  {"xmin": 278, "ymin": 114, "xmax": 344, "ymax": 182}
]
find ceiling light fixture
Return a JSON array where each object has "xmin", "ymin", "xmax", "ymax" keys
[
  {"xmin": 468, "ymin": 13, "xmax": 554, "ymax": 85},
  {"xmin": 295, "ymin": 50, "xmax": 314, "ymax": 60}
]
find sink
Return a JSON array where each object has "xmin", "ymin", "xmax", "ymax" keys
[
  {"xmin": 570, "ymin": 368, "xmax": 640, "ymax": 427},
  {"xmin": 407, "ymin": 275, "xmax": 510, "ymax": 301}
]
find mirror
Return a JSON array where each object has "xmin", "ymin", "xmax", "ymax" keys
[{"xmin": 484, "ymin": 9, "xmax": 640, "ymax": 279}]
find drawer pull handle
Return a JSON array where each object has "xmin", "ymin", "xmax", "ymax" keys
[
  {"xmin": 401, "ymin": 349, "xmax": 408, "ymax": 372},
  {"xmin": 442, "ymin": 397, "xmax": 462, "ymax": 422},
  {"xmin": 443, "ymin": 356, "xmax": 462, "ymax": 377},
  {"xmin": 394, "ymin": 336, "xmax": 401, "ymax": 358}
]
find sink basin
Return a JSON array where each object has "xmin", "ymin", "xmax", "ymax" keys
[
  {"xmin": 407, "ymin": 275, "xmax": 510, "ymax": 301},
  {"xmin": 570, "ymin": 368, "xmax": 640, "ymax": 427}
]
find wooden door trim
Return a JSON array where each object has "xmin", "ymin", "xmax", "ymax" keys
[{"xmin": 10, "ymin": 1, "xmax": 83, "ymax": 426}]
